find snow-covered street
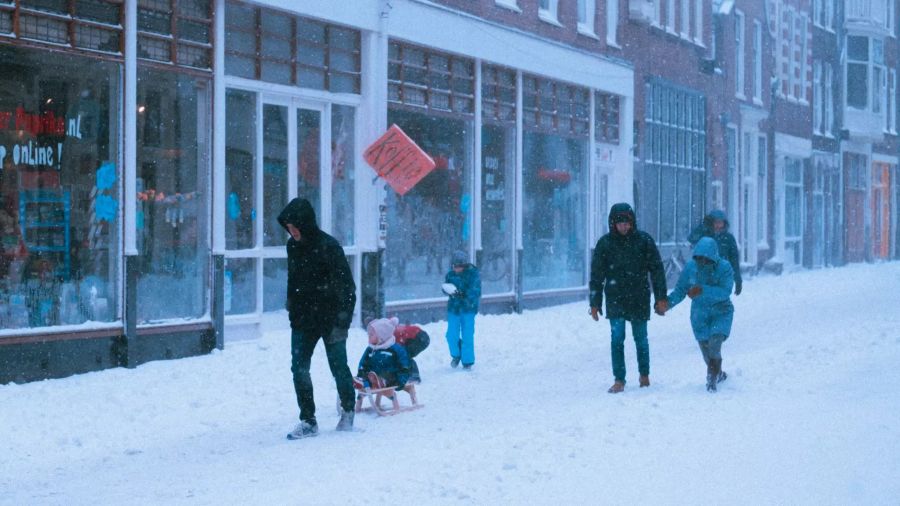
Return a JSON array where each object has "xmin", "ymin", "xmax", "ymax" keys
[{"xmin": 3, "ymin": 263, "xmax": 900, "ymax": 505}]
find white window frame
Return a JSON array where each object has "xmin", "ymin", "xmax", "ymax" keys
[
  {"xmin": 887, "ymin": 0, "xmax": 895, "ymax": 34},
  {"xmin": 606, "ymin": 0, "xmax": 619, "ymax": 46},
  {"xmin": 846, "ymin": 35, "xmax": 870, "ymax": 110},
  {"xmin": 694, "ymin": 0, "xmax": 704, "ymax": 45},
  {"xmin": 757, "ymin": 134, "xmax": 768, "ymax": 249},
  {"xmin": 577, "ymin": 0, "xmax": 597, "ymax": 36},
  {"xmin": 735, "ymin": 10, "xmax": 745, "ymax": 99},
  {"xmin": 666, "ymin": 0, "xmax": 676, "ymax": 33},
  {"xmin": 538, "ymin": 0, "xmax": 561, "ymax": 26},
  {"xmin": 494, "ymin": 0, "xmax": 522, "ymax": 13},
  {"xmin": 889, "ymin": 68, "xmax": 898, "ymax": 133},
  {"xmin": 824, "ymin": 63, "xmax": 834, "ymax": 135},
  {"xmin": 873, "ymin": 39, "xmax": 885, "ymax": 114},
  {"xmin": 799, "ymin": 14, "xmax": 808, "ymax": 103},
  {"xmin": 753, "ymin": 19, "xmax": 762, "ymax": 102},
  {"xmin": 681, "ymin": 0, "xmax": 690, "ymax": 38},
  {"xmin": 813, "ymin": 60, "xmax": 823, "ymax": 134}
]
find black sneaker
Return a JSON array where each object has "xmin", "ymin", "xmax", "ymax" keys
[
  {"xmin": 287, "ymin": 420, "xmax": 318, "ymax": 440},
  {"xmin": 462, "ymin": 364, "xmax": 473, "ymax": 370},
  {"xmin": 450, "ymin": 357, "xmax": 461, "ymax": 368}
]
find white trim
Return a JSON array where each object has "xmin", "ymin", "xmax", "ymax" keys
[
  {"xmin": 388, "ymin": 0, "xmax": 633, "ymax": 97},
  {"xmin": 872, "ymin": 153, "xmax": 899, "ymax": 165},
  {"xmin": 605, "ymin": 0, "xmax": 618, "ymax": 47},
  {"xmin": 577, "ymin": 0, "xmax": 596, "ymax": 36},
  {"xmin": 123, "ymin": 0, "xmax": 137, "ymax": 256},
  {"xmin": 213, "ymin": 0, "xmax": 226, "ymax": 254},
  {"xmin": 494, "ymin": 0, "xmax": 522, "ymax": 13},
  {"xmin": 774, "ymin": 132, "xmax": 812, "ymax": 157}
]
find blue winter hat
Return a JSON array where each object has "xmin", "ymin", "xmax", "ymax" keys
[{"xmin": 451, "ymin": 250, "xmax": 468, "ymax": 266}]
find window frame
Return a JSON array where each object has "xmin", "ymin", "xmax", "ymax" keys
[
  {"xmin": 735, "ymin": 9, "xmax": 745, "ymax": 99},
  {"xmin": 538, "ymin": 0, "xmax": 561, "ymax": 26}
]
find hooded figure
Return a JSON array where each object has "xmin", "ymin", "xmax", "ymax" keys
[
  {"xmin": 589, "ymin": 203, "xmax": 667, "ymax": 393},
  {"xmin": 278, "ymin": 197, "xmax": 357, "ymax": 438},
  {"xmin": 666, "ymin": 236, "xmax": 735, "ymax": 392},
  {"xmin": 688, "ymin": 209, "xmax": 743, "ymax": 295},
  {"xmin": 444, "ymin": 249, "xmax": 481, "ymax": 369},
  {"xmin": 358, "ymin": 317, "xmax": 411, "ymax": 389}
]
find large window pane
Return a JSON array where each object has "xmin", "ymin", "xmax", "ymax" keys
[
  {"xmin": 224, "ymin": 257, "xmax": 256, "ymax": 315},
  {"xmin": 263, "ymin": 258, "xmax": 287, "ymax": 312},
  {"xmin": 522, "ymin": 132, "xmax": 587, "ymax": 291},
  {"xmin": 225, "ymin": 89, "xmax": 256, "ymax": 250},
  {"xmin": 297, "ymin": 108, "xmax": 322, "ymax": 218},
  {"xmin": 263, "ymin": 104, "xmax": 288, "ymax": 247},
  {"xmin": 136, "ymin": 69, "xmax": 210, "ymax": 323},
  {"xmin": 0, "ymin": 46, "xmax": 120, "ymax": 329},
  {"xmin": 481, "ymin": 124, "xmax": 515, "ymax": 294},
  {"xmin": 331, "ymin": 105, "xmax": 355, "ymax": 246},
  {"xmin": 383, "ymin": 108, "xmax": 473, "ymax": 302}
]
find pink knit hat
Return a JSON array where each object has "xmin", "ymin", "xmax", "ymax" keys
[{"xmin": 367, "ymin": 317, "xmax": 399, "ymax": 349}]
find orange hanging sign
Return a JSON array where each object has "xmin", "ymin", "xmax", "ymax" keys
[{"xmin": 364, "ymin": 124, "xmax": 436, "ymax": 196}]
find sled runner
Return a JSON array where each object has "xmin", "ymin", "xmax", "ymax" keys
[{"xmin": 350, "ymin": 372, "xmax": 423, "ymax": 416}]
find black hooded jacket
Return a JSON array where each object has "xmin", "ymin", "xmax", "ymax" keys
[
  {"xmin": 687, "ymin": 209, "xmax": 743, "ymax": 288},
  {"xmin": 589, "ymin": 203, "xmax": 667, "ymax": 321},
  {"xmin": 277, "ymin": 198, "xmax": 356, "ymax": 332}
]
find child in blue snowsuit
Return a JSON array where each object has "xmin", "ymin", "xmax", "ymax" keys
[
  {"xmin": 444, "ymin": 250, "xmax": 481, "ymax": 369},
  {"xmin": 357, "ymin": 317, "xmax": 411, "ymax": 390},
  {"xmin": 666, "ymin": 237, "xmax": 735, "ymax": 392}
]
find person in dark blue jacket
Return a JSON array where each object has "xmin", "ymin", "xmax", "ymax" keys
[
  {"xmin": 666, "ymin": 237, "xmax": 735, "ymax": 392},
  {"xmin": 357, "ymin": 317, "xmax": 411, "ymax": 390},
  {"xmin": 688, "ymin": 210, "xmax": 743, "ymax": 295},
  {"xmin": 444, "ymin": 250, "xmax": 481, "ymax": 369}
]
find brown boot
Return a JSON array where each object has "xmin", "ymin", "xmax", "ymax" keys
[
  {"xmin": 639, "ymin": 375, "xmax": 650, "ymax": 388},
  {"xmin": 706, "ymin": 359, "xmax": 720, "ymax": 393},
  {"xmin": 607, "ymin": 381, "xmax": 625, "ymax": 394}
]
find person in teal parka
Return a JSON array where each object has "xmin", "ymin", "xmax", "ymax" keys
[
  {"xmin": 665, "ymin": 237, "xmax": 735, "ymax": 392},
  {"xmin": 444, "ymin": 250, "xmax": 481, "ymax": 369}
]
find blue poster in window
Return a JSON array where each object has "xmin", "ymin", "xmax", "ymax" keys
[
  {"xmin": 96, "ymin": 161, "xmax": 116, "ymax": 190},
  {"xmin": 95, "ymin": 194, "xmax": 118, "ymax": 222}
]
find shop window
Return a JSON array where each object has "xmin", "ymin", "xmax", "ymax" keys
[
  {"xmin": 331, "ymin": 104, "xmax": 355, "ymax": 247},
  {"xmin": 224, "ymin": 257, "xmax": 255, "ymax": 315},
  {"xmin": 388, "ymin": 42, "xmax": 475, "ymax": 116},
  {"xmin": 0, "ymin": 45, "xmax": 120, "ymax": 330},
  {"xmin": 224, "ymin": 1, "xmax": 361, "ymax": 94},
  {"xmin": 846, "ymin": 36, "xmax": 869, "ymax": 109},
  {"xmin": 383, "ymin": 108, "xmax": 473, "ymax": 302},
  {"xmin": 263, "ymin": 104, "xmax": 289, "ymax": 248},
  {"xmin": 522, "ymin": 132, "xmax": 587, "ymax": 291},
  {"xmin": 137, "ymin": 0, "xmax": 212, "ymax": 70},
  {"xmin": 481, "ymin": 65, "xmax": 516, "ymax": 294},
  {"xmin": 0, "ymin": 0, "xmax": 122, "ymax": 54},
  {"xmin": 594, "ymin": 92, "xmax": 620, "ymax": 144},
  {"xmin": 225, "ymin": 89, "xmax": 257, "ymax": 251},
  {"xmin": 135, "ymin": 69, "xmax": 210, "ymax": 323}
]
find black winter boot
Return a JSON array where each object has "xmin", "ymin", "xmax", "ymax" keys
[{"xmin": 706, "ymin": 360, "xmax": 719, "ymax": 393}]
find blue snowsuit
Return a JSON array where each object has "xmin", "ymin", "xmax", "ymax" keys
[
  {"xmin": 667, "ymin": 237, "xmax": 735, "ymax": 341},
  {"xmin": 445, "ymin": 262, "xmax": 481, "ymax": 366},
  {"xmin": 357, "ymin": 344, "xmax": 411, "ymax": 388}
]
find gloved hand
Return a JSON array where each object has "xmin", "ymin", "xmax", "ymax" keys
[
  {"xmin": 454, "ymin": 290, "xmax": 466, "ymax": 299},
  {"xmin": 734, "ymin": 281, "xmax": 742, "ymax": 296},
  {"xmin": 326, "ymin": 327, "xmax": 348, "ymax": 344},
  {"xmin": 687, "ymin": 285, "xmax": 702, "ymax": 299},
  {"xmin": 654, "ymin": 299, "xmax": 668, "ymax": 316},
  {"xmin": 590, "ymin": 306, "xmax": 601, "ymax": 321}
]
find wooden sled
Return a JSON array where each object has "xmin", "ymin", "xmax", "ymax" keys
[{"xmin": 351, "ymin": 374, "xmax": 423, "ymax": 416}]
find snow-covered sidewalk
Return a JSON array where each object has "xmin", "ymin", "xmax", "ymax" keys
[{"xmin": 2, "ymin": 263, "xmax": 900, "ymax": 505}]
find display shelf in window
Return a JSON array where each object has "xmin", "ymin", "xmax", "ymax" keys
[{"xmin": 19, "ymin": 190, "xmax": 71, "ymax": 278}]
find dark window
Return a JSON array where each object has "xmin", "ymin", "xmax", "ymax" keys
[
  {"xmin": 0, "ymin": 0, "xmax": 123, "ymax": 55},
  {"xmin": 594, "ymin": 92, "xmax": 620, "ymax": 144},
  {"xmin": 482, "ymin": 64, "xmax": 516, "ymax": 125},
  {"xmin": 523, "ymin": 75, "xmax": 589, "ymax": 138},
  {"xmin": 224, "ymin": 1, "xmax": 361, "ymax": 94},
  {"xmin": 388, "ymin": 41, "xmax": 474, "ymax": 116},
  {"xmin": 137, "ymin": 0, "xmax": 212, "ymax": 70}
]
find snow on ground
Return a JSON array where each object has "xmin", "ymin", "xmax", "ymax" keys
[{"xmin": 2, "ymin": 263, "xmax": 900, "ymax": 505}]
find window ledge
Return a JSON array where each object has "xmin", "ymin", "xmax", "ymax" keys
[
  {"xmin": 578, "ymin": 26, "xmax": 600, "ymax": 39},
  {"xmin": 736, "ymin": 92, "xmax": 747, "ymax": 101},
  {"xmin": 494, "ymin": 1, "xmax": 522, "ymax": 13},
  {"xmin": 538, "ymin": 11, "xmax": 564, "ymax": 27},
  {"xmin": 752, "ymin": 97, "xmax": 764, "ymax": 106},
  {"xmin": 606, "ymin": 39, "xmax": 621, "ymax": 48},
  {"xmin": 693, "ymin": 37, "xmax": 706, "ymax": 47}
]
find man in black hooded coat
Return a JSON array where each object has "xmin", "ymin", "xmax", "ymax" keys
[
  {"xmin": 277, "ymin": 198, "xmax": 357, "ymax": 438},
  {"xmin": 589, "ymin": 203, "xmax": 668, "ymax": 393}
]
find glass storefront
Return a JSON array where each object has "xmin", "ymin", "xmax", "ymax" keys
[
  {"xmin": 136, "ymin": 69, "xmax": 210, "ymax": 323},
  {"xmin": 0, "ymin": 45, "xmax": 120, "ymax": 328},
  {"xmin": 383, "ymin": 109, "xmax": 474, "ymax": 301},
  {"xmin": 521, "ymin": 76, "xmax": 590, "ymax": 292}
]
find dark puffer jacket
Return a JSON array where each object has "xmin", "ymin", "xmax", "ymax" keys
[
  {"xmin": 278, "ymin": 198, "xmax": 356, "ymax": 332},
  {"xmin": 687, "ymin": 209, "xmax": 743, "ymax": 291},
  {"xmin": 589, "ymin": 203, "xmax": 667, "ymax": 321}
]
